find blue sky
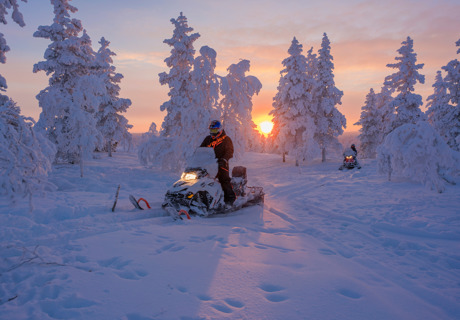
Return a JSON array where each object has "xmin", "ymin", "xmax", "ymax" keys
[{"xmin": 2, "ymin": 0, "xmax": 460, "ymax": 132}]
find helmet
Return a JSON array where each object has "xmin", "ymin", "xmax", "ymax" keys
[
  {"xmin": 351, "ymin": 144, "xmax": 356, "ymax": 148},
  {"xmin": 209, "ymin": 120, "xmax": 222, "ymax": 137}
]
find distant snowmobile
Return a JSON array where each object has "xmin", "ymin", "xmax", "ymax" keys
[
  {"xmin": 161, "ymin": 147, "xmax": 264, "ymax": 220},
  {"xmin": 339, "ymin": 148, "xmax": 361, "ymax": 170}
]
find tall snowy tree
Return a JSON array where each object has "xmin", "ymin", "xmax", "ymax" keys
[
  {"xmin": 0, "ymin": 96, "xmax": 56, "ymax": 209},
  {"xmin": 438, "ymin": 39, "xmax": 460, "ymax": 150},
  {"xmin": 187, "ymin": 45, "xmax": 220, "ymax": 149},
  {"xmin": 94, "ymin": 37, "xmax": 132, "ymax": 157},
  {"xmin": 314, "ymin": 33, "xmax": 346, "ymax": 162},
  {"xmin": 34, "ymin": 0, "xmax": 102, "ymax": 176},
  {"xmin": 425, "ymin": 70, "xmax": 458, "ymax": 149},
  {"xmin": 0, "ymin": 0, "xmax": 26, "ymax": 91},
  {"xmin": 376, "ymin": 85, "xmax": 395, "ymax": 136},
  {"xmin": 220, "ymin": 59, "xmax": 262, "ymax": 158},
  {"xmin": 139, "ymin": 13, "xmax": 201, "ymax": 171},
  {"xmin": 355, "ymin": 85, "xmax": 394, "ymax": 159},
  {"xmin": 355, "ymin": 88, "xmax": 380, "ymax": 158},
  {"xmin": 443, "ymin": 39, "xmax": 460, "ymax": 105},
  {"xmin": 0, "ymin": 1, "xmax": 56, "ymax": 209},
  {"xmin": 270, "ymin": 37, "xmax": 318, "ymax": 165},
  {"xmin": 384, "ymin": 36, "xmax": 425, "ymax": 132},
  {"xmin": 158, "ymin": 12, "xmax": 200, "ymax": 138}
]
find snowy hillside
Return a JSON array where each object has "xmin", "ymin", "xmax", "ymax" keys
[{"xmin": 1, "ymin": 151, "xmax": 459, "ymax": 320}]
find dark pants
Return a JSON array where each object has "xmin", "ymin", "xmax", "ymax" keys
[{"xmin": 217, "ymin": 162, "xmax": 236, "ymax": 205}]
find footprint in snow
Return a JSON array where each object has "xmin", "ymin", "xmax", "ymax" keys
[
  {"xmin": 259, "ymin": 283, "xmax": 289, "ymax": 303},
  {"xmin": 155, "ymin": 243, "xmax": 185, "ymax": 254},
  {"xmin": 318, "ymin": 248, "xmax": 336, "ymax": 255},
  {"xmin": 337, "ymin": 288, "xmax": 362, "ymax": 299},
  {"xmin": 210, "ymin": 298, "xmax": 245, "ymax": 314}
]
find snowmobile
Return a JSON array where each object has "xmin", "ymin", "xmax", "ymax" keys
[
  {"xmin": 161, "ymin": 147, "xmax": 264, "ymax": 220},
  {"xmin": 338, "ymin": 148, "xmax": 361, "ymax": 170}
]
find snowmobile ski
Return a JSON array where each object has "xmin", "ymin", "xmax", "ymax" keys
[
  {"xmin": 129, "ymin": 195, "xmax": 144, "ymax": 210},
  {"xmin": 112, "ymin": 184, "xmax": 121, "ymax": 212}
]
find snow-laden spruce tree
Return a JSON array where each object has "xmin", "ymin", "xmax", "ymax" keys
[
  {"xmin": 34, "ymin": 0, "xmax": 102, "ymax": 176},
  {"xmin": 270, "ymin": 37, "xmax": 319, "ymax": 165},
  {"xmin": 375, "ymin": 85, "xmax": 395, "ymax": 136},
  {"xmin": 94, "ymin": 37, "xmax": 132, "ymax": 157},
  {"xmin": 377, "ymin": 121, "xmax": 458, "ymax": 193},
  {"xmin": 220, "ymin": 59, "xmax": 262, "ymax": 159},
  {"xmin": 314, "ymin": 33, "xmax": 346, "ymax": 162},
  {"xmin": 187, "ymin": 45, "xmax": 220, "ymax": 148},
  {"xmin": 0, "ymin": 96, "xmax": 56, "ymax": 209},
  {"xmin": 139, "ymin": 12, "xmax": 201, "ymax": 171},
  {"xmin": 0, "ymin": 0, "xmax": 26, "ymax": 91},
  {"xmin": 354, "ymin": 88, "xmax": 381, "ymax": 158},
  {"xmin": 437, "ymin": 39, "xmax": 460, "ymax": 150},
  {"xmin": 0, "ymin": 0, "xmax": 56, "ymax": 209},
  {"xmin": 425, "ymin": 70, "xmax": 458, "ymax": 149},
  {"xmin": 384, "ymin": 37, "xmax": 425, "ymax": 132},
  {"xmin": 158, "ymin": 12, "xmax": 200, "ymax": 138}
]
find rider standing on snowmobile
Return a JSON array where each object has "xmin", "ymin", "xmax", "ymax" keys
[
  {"xmin": 200, "ymin": 120, "xmax": 236, "ymax": 206},
  {"xmin": 351, "ymin": 144, "xmax": 358, "ymax": 156}
]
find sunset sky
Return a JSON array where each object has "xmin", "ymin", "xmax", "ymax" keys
[{"xmin": 2, "ymin": 0, "xmax": 459, "ymax": 133}]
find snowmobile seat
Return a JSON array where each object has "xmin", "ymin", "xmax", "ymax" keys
[
  {"xmin": 231, "ymin": 166, "xmax": 247, "ymax": 197},
  {"xmin": 232, "ymin": 166, "xmax": 247, "ymax": 180}
]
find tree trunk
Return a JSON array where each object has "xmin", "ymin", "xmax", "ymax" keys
[
  {"xmin": 295, "ymin": 159, "xmax": 299, "ymax": 167},
  {"xmin": 282, "ymin": 152, "xmax": 286, "ymax": 163},
  {"xmin": 79, "ymin": 145, "xmax": 84, "ymax": 178},
  {"xmin": 108, "ymin": 139, "xmax": 112, "ymax": 157},
  {"xmin": 322, "ymin": 148, "xmax": 326, "ymax": 162}
]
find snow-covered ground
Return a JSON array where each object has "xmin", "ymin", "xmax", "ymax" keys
[{"xmin": 1, "ymin": 151, "xmax": 459, "ymax": 320}]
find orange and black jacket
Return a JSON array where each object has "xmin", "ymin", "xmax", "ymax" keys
[{"xmin": 200, "ymin": 130, "xmax": 234, "ymax": 161}]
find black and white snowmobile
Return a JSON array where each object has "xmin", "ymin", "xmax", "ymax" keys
[
  {"xmin": 339, "ymin": 148, "xmax": 361, "ymax": 170},
  {"xmin": 161, "ymin": 147, "xmax": 264, "ymax": 219}
]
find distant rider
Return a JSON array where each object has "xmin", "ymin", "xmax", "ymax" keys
[
  {"xmin": 339, "ymin": 144, "xmax": 361, "ymax": 170},
  {"xmin": 200, "ymin": 120, "xmax": 236, "ymax": 206},
  {"xmin": 349, "ymin": 144, "xmax": 361, "ymax": 169},
  {"xmin": 351, "ymin": 144, "xmax": 358, "ymax": 156}
]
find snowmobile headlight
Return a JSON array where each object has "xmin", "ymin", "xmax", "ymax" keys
[
  {"xmin": 182, "ymin": 172, "xmax": 198, "ymax": 181},
  {"xmin": 345, "ymin": 156, "xmax": 353, "ymax": 160}
]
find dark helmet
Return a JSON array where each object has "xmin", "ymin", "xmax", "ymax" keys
[
  {"xmin": 209, "ymin": 120, "xmax": 223, "ymax": 137},
  {"xmin": 351, "ymin": 144, "xmax": 356, "ymax": 148}
]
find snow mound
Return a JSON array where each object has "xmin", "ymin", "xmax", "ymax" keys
[{"xmin": 378, "ymin": 121, "xmax": 458, "ymax": 192}]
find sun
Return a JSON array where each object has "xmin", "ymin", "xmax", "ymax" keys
[{"xmin": 259, "ymin": 121, "xmax": 274, "ymax": 135}]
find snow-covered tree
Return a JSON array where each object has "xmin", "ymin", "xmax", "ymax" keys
[
  {"xmin": 34, "ymin": 0, "xmax": 102, "ymax": 176},
  {"xmin": 437, "ymin": 39, "xmax": 460, "ymax": 150},
  {"xmin": 187, "ymin": 45, "xmax": 220, "ymax": 148},
  {"xmin": 375, "ymin": 86, "xmax": 395, "ymax": 136},
  {"xmin": 0, "ymin": 94, "xmax": 56, "ymax": 209},
  {"xmin": 314, "ymin": 33, "xmax": 346, "ymax": 162},
  {"xmin": 94, "ymin": 37, "xmax": 132, "ymax": 157},
  {"xmin": 158, "ymin": 12, "xmax": 200, "ymax": 138},
  {"xmin": 220, "ymin": 59, "xmax": 262, "ymax": 158},
  {"xmin": 0, "ymin": 0, "xmax": 57, "ymax": 209},
  {"xmin": 384, "ymin": 37, "xmax": 425, "ymax": 132},
  {"xmin": 425, "ymin": 70, "xmax": 459, "ymax": 150},
  {"xmin": 141, "ymin": 122, "xmax": 158, "ymax": 142},
  {"xmin": 270, "ymin": 37, "xmax": 318, "ymax": 165},
  {"xmin": 139, "ymin": 12, "xmax": 202, "ymax": 171},
  {"xmin": 0, "ymin": 0, "xmax": 26, "ymax": 91},
  {"xmin": 443, "ymin": 39, "xmax": 460, "ymax": 106},
  {"xmin": 355, "ymin": 88, "xmax": 380, "ymax": 158},
  {"xmin": 378, "ymin": 121, "xmax": 458, "ymax": 193}
]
